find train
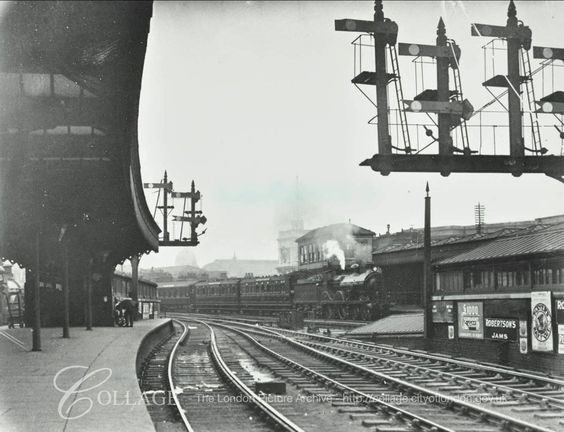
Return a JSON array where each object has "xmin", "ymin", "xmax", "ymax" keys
[{"xmin": 159, "ymin": 262, "xmax": 390, "ymax": 321}]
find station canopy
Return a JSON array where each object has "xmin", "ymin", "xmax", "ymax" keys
[{"xmin": 0, "ymin": 1, "xmax": 159, "ymax": 269}]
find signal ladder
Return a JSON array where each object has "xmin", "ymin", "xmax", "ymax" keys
[
  {"xmin": 388, "ymin": 44, "xmax": 412, "ymax": 153},
  {"xmin": 451, "ymin": 63, "xmax": 471, "ymax": 152},
  {"xmin": 521, "ymin": 49, "xmax": 542, "ymax": 153}
]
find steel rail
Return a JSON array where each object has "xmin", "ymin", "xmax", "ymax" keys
[
  {"xmin": 196, "ymin": 320, "xmax": 305, "ymax": 432},
  {"xmin": 169, "ymin": 314, "xmax": 564, "ymax": 388},
  {"xmin": 242, "ymin": 318, "xmax": 564, "ymax": 387},
  {"xmin": 203, "ymin": 319, "xmax": 557, "ymax": 432},
  {"xmin": 296, "ymin": 337, "xmax": 564, "ymax": 408},
  {"xmin": 301, "ymin": 332, "xmax": 564, "ymax": 387},
  {"xmin": 210, "ymin": 321, "xmax": 457, "ymax": 432},
  {"xmin": 167, "ymin": 319, "xmax": 195, "ymax": 432}
]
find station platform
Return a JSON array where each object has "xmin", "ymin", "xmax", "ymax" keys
[
  {"xmin": 347, "ymin": 312, "xmax": 424, "ymax": 337},
  {"xmin": 0, "ymin": 319, "xmax": 170, "ymax": 432}
]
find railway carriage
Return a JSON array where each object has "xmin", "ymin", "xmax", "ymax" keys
[
  {"xmin": 159, "ymin": 264, "xmax": 388, "ymax": 321},
  {"xmin": 239, "ymin": 275, "xmax": 292, "ymax": 315},
  {"xmin": 192, "ymin": 278, "xmax": 240, "ymax": 314}
]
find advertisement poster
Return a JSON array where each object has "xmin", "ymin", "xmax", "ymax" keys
[
  {"xmin": 531, "ymin": 291, "xmax": 554, "ymax": 352},
  {"xmin": 559, "ymin": 325, "xmax": 564, "ymax": 355},
  {"xmin": 519, "ymin": 320, "xmax": 528, "ymax": 338},
  {"xmin": 556, "ymin": 299, "xmax": 564, "ymax": 324},
  {"xmin": 520, "ymin": 338, "xmax": 529, "ymax": 354},
  {"xmin": 457, "ymin": 302, "xmax": 484, "ymax": 339},
  {"xmin": 484, "ymin": 318, "xmax": 518, "ymax": 342},
  {"xmin": 432, "ymin": 301, "xmax": 454, "ymax": 323}
]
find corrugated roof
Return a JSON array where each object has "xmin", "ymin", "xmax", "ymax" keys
[
  {"xmin": 438, "ymin": 225, "xmax": 564, "ymax": 265},
  {"xmin": 348, "ymin": 313, "xmax": 423, "ymax": 335},
  {"xmin": 373, "ymin": 224, "xmax": 552, "ymax": 255}
]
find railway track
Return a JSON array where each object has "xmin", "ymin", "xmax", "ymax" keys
[
  {"xmin": 138, "ymin": 321, "xmax": 185, "ymax": 431},
  {"xmin": 212, "ymin": 325, "xmax": 372, "ymax": 432},
  {"xmin": 167, "ymin": 312, "xmax": 367, "ymax": 331},
  {"xmin": 170, "ymin": 320, "xmax": 304, "ymax": 432},
  {"xmin": 198, "ymin": 318, "xmax": 563, "ymax": 432}
]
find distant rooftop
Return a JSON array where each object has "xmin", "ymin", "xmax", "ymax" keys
[
  {"xmin": 203, "ymin": 258, "xmax": 279, "ymax": 278},
  {"xmin": 157, "ymin": 280, "xmax": 200, "ymax": 288},
  {"xmin": 373, "ymin": 214, "xmax": 564, "ymax": 256},
  {"xmin": 140, "ymin": 264, "xmax": 203, "ymax": 275},
  {"xmin": 296, "ymin": 223, "xmax": 375, "ymax": 243},
  {"xmin": 113, "ymin": 271, "xmax": 157, "ymax": 286}
]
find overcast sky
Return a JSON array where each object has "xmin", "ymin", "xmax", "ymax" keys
[{"xmin": 136, "ymin": 1, "xmax": 564, "ymax": 269}]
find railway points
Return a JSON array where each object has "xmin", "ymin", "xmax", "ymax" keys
[{"xmin": 182, "ymin": 317, "xmax": 563, "ymax": 432}]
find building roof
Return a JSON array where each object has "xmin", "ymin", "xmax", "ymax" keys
[
  {"xmin": 373, "ymin": 215, "xmax": 564, "ymax": 256},
  {"xmin": 437, "ymin": 224, "xmax": 564, "ymax": 266},
  {"xmin": 373, "ymin": 223, "xmax": 552, "ymax": 255},
  {"xmin": 296, "ymin": 223, "xmax": 375, "ymax": 243},
  {"xmin": 113, "ymin": 271, "xmax": 157, "ymax": 287},
  {"xmin": 348, "ymin": 313, "xmax": 423, "ymax": 336},
  {"xmin": 157, "ymin": 280, "xmax": 200, "ymax": 289},
  {"xmin": 141, "ymin": 264, "xmax": 204, "ymax": 276},
  {"xmin": 202, "ymin": 258, "xmax": 279, "ymax": 278}
]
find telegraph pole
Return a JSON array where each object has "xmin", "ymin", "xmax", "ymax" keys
[{"xmin": 423, "ymin": 182, "xmax": 433, "ymax": 339}]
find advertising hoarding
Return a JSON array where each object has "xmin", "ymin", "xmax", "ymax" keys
[
  {"xmin": 531, "ymin": 291, "xmax": 553, "ymax": 352},
  {"xmin": 457, "ymin": 301, "xmax": 484, "ymax": 339}
]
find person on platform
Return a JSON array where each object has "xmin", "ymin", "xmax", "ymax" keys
[
  {"xmin": 113, "ymin": 297, "xmax": 121, "ymax": 326},
  {"xmin": 117, "ymin": 296, "xmax": 137, "ymax": 327}
]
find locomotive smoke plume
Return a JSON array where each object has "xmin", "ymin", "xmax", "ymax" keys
[{"xmin": 324, "ymin": 240, "xmax": 345, "ymax": 270}]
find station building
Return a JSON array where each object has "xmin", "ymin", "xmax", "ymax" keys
[
  {"xmin": 296, "ymin": 223, "xmax": 375, "ymax": 271},
  {"xmin": 365, "ymin": 214, "xmax": 564, "ymax": 373},
  {"xmin": 431, "ymin": 220, "xmax": 564, "ymax": 371},
  {"xmin": 372, "ymin": 216, "xmax": 563, "ymax": 310},
  {"xmin": 277, "ymin": 220, "xmax": 308, "ymax": 274},
  {"xmin": 112, "ymin": 272, "xmax": 160, "ymax": 320}
]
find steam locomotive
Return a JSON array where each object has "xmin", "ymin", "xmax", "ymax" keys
[{"xmin": 159, "ymin": 263, "xmax": 390, "ymax": 321}]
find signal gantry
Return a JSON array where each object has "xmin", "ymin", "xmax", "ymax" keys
[
  {"xmin": 335, "ymin": 0, "xmax": 564, "ymax": 182},
  {"xmin": 144, "ymin": 171, "xmax": 207, "ymax": 246}
]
